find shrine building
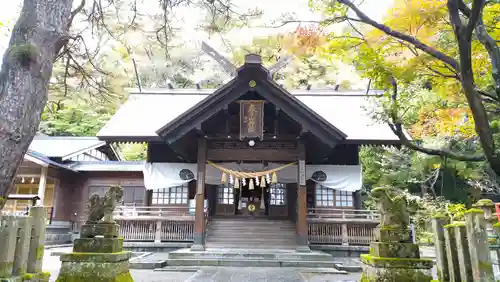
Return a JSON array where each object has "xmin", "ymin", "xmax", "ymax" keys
[{"xmin": 93, "ymin": 54, "xmax": 398, "ymax": 250}]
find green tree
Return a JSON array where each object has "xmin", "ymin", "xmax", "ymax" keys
[{"xmin": 308, "ymin": 0, "xmax": 500, "ymax": 177}]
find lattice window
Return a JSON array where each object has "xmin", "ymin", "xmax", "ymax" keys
[
  {"xmin": 315, "ymin": 183, "xmax": 353, "ymax": 207},
  {"xmin": 270, "ymin": 183, "xmax": 286, "ymax": 205},
  {"xmin": 151, "ymin": 184, "xmax": 188, "ymax": 205},
  {"xmin": 335, "ymin": 190, "xmax": 353, "ymax": 207},
  {"xmin": 217, "ymin": 184, "xmax": 234, "ymax": 204}
]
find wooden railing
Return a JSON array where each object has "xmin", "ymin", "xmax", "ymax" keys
[
  {"xmin": 113, "ymin": 205, "xmax": 209, "ymax": 242},
  {"xmin": 307, "ymin": 208, "xmax": 379, "ymax": 246}
]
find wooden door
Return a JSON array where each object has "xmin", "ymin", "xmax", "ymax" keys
[{"xmin": 215, "ymin": 184, "xmax": 235, "ymax": 215}]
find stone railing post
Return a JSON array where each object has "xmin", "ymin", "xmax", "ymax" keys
[
  {"xmin": 473, "ymin": 199, "xmax": 496, "ymax": 243},
  {"xmin": 155, "ymin": 220, "xmax": 162, "ymax": 243},
  {"xmin": 341, "ymin": 223, "xmax": 349, "ymax": 246},
  {"xmin": 465, "ymin": 208, "xmax": 494, "ymax": 282},
  {"xmin": 431, "ymin": 214, "xmax": 450, "ymax": 282},
  {"xmin": 454, "ymin": 223, "xmax": 473, "ymax": 282},
  {"xmin": 27, "ymin": 206, "xmax": 46, "ymax": 273},
  {"xmin": 13, "ymin": 216, "xmax": 32, "ymax": 276},
  {"xmin": 0, "ymin": 216, "xmax": 18, "ymax": 278},
  {"xmin": 444, "ymin": 223, "xmax": 461, "ymax": 281}
]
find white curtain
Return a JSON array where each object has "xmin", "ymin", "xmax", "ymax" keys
[
  {"xmin": 143, "ymin": 162, "xmax": 197, "ymax": 190},
  {"xmin": 143, "ymin": 162, "xmax": 362, "ymax": 192}
]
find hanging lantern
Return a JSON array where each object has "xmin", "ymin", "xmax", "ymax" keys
[
  {"xmin": 221, "ymin": 172, "xmax": 227, "ymax": 184},
  {"xmin": 249, "ymin": 178, "xmax": 255, "ymax": 190},
  {"xmin": 234, "ymin": 178, "xmax": 240, "ymax": 189},
  {"xmin": 271, "ymin": 172, "xmax": 278, "ymax": 184},
  {"xmin": 260, "ymin": 175, "xmax": 266, "ymax": 188}
]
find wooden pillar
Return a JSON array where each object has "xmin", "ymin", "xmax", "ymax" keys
[
  {"xmin": 37, "ymin": 166, "xmax": 48, "ymax": 206},
  {"xmin": 192, "ymin": 138, "xmax": 207, "ymax": 251},
  {"xmin": 296, "ymin": 142, "xmax": 310, "ymax": 252}
]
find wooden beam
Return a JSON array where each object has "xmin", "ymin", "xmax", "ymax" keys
[{"xmin": 207, "ymin": 148, "xmax": 299, "ymax": 162}]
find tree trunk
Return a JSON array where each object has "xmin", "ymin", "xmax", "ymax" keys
[{"xmin": 0, "ymin": 0, "xmax": 74, "ymax": 210}]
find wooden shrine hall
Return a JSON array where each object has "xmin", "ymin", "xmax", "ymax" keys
[{"xmin": 96, "ymin": 54, "xmax": 399, "ymax": 251}]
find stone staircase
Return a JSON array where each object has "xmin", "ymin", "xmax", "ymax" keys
[{"xmin": 205, "ymin": 217, "xmax": 297, "ymax": 249}]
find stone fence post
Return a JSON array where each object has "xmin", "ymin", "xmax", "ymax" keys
[
  {"xmin": 13, "ymin": 215, "xmax": 32, "ymax": 276},
  {"xmin": 431, "ymin": 214, "xmax": 449, "ymax": 282},
  {"xmin": 0, "ymin": 216, "xmax": 18, "ymax": 278},
  {"xmin": 27, "ymin": 206, "xmax": 47, "ymax": 273},
  {"xmin": 465, "ymin": 209, "xmax": 494, "ymax": 282}
]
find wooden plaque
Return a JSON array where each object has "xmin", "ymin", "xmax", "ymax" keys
[
  {"xmin": 299, "ymin": 160, "xmax": 306, "ymax": 186},
  {"xmin": 239, "ymin": 100, "xmax": 264, "ymax": 140},
  {"xmin": 197, "ymin": 171, "xmax": 204, "ymax": 194}
]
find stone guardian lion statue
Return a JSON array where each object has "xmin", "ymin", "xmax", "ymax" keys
[
  {"xmin": 86, "ymin": 185, "xmax": 124, "ymax": 224},
  {"xmin": 370, "ymin": 187, "xmax": 410, "ymax": 229}
]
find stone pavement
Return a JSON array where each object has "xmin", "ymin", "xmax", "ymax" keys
[{"xmin": 42, "ymin": 247, "xmax": 361, "ymax": 281}]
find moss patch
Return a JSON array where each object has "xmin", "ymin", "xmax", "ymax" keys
[
  {"xmin": 5, "ymin": 43, "xmax": 40, "ymax": 68},
  {"xmin": 465, "ymin": 208, "xmax": 484, "ymax": 214},
  {"xmin": 36, "ymin": 245, "xmax": 44, "ymax": 261},
  {"xmin": 56, "ymin": 260, "xmax": 133, "ymax": 282},
  {"xmin": 361, "ymin": 254, "xmax": 433, "ymax": 269},
  {"xmin": 443, "ymin": 222, "xmax": 466, "ymax": 228},
  {"xmin": 475, "ymin": 199, "xmax": 494, "ymax": 206},
  {"xmin": 0, "ymin": 261, "xmax": 14, "ymax": 278},
  {"xmin": 360, "ymin": 265, "xmax": 433, "ymax": 282},
  {"xmin": 431, "ymin": 213, "xmax": 448, "ymax": 219}
]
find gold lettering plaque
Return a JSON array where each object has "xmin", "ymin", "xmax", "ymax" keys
[{"xmin": 239, "ymin": 100, "xmax": 264, "ymax": 140}]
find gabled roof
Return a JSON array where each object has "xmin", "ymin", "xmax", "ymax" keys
[
  {"xmin": 29, "ymin": 135, "xmax": 119, "ymax": 160},
  {"xmin": 97, "ymin": 90, "xmax": 399, "ymax": 144},
  {"xmin": 24, "ymin": 150, "xmax": 79, "ymax": 172},
  {"xmin": 155, "ymin": 56, "xmax": 347, "ymax": 146}
]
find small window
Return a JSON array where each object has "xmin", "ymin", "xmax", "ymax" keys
[
  {"xmin": 151, "ymin": 184, "xmax": 188, "ymax": 205},
  {"xmin": 217, "ymin": 184, "xmax": 234, "ymax": 204},
  {"xmin": 270, "ymin": 183, "xmax": 286, "ymax": 205},
  {"xmin": 335, "ymin": 190, "xmax": 353, "ymax": 207}
]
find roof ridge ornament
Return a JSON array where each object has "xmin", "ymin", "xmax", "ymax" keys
[{"xmin": 201, "ymin": 41, "xmax": 292, "ymax": 77}]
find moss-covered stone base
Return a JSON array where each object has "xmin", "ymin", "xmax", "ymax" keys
[
  {"xmin": 374, "ymin": 227, "xmax": 412, "ymax": 243},
  {"xmin": 55, "ymin": 260, "xmax": 133, "ymax": 282},
  {"xmin": 81, "ymin": 224, "xmax": 119, "ymax": 238},
  {"xmin": 73, "ymin": 237, "xmax": 123, "ymax": 253},
  {"xmin": 360, "ymin": 265, "xmax": 433, "ymax": 282},
  {"xmin": 370, "ymin": 242, "xmax": 420, "ymax": 258},
  {"xmin": 361, "ymin": 254, "xmax": 434, "ymax": 269}
]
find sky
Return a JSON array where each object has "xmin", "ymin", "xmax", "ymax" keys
[{"xmin": 0, "ymin": 0, "xmax": 394, "ymax": 87}]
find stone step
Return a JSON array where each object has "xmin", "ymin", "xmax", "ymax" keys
[
  {"xmin": 206, "ymin": 232, "xmax": 296, "ymax": 239},
  {"xmin": 154, "ymin": 266, "xmax": 347, "ymax": 275},
  {"xmin": 333, "ymin": 263, "xmax": 363, "ymax": 273},
  {"xmin": 165, "ymin": 258, "xmax": 339, "ymax": 268},
  {"xmin": 205, "ymin": 243, "xmax": 296, "ymax": 249},
  {"xmin": 168, "ymin": 249, "xmax": 334, "ymax": 262}
]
